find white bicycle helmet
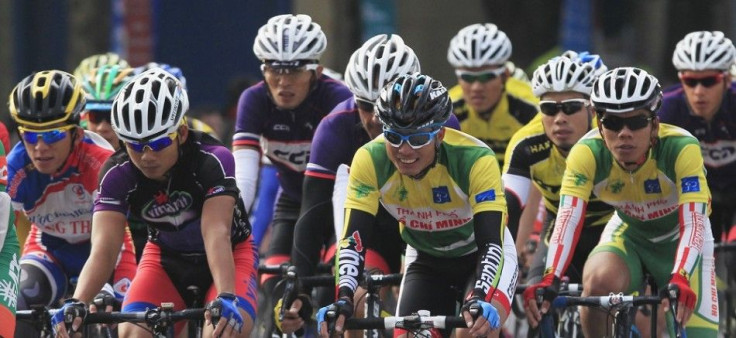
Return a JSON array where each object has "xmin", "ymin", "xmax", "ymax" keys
[
  {"xmin": 111, "ymin": 68, "xmax": 189, "ymax": 143},
  {"xmin": 591, "ymin": 67, "xmax": 662, "ymax": 114},
  {"xmin": 447, "ymin": 23, "xmax": 512, "ymax": 68},
  {"xmin": 532, "ymin": 56, "xmax": 600, "ymax": 97},
  {"xmin": 253, "ymin": 14, "xmax": 327, "ymax": 62},
  {"xmin": 345, "ymin": 34, "xmax": 420, "ymax": 102},
  {"xmin": 672, "ymin": 31, "xmax": 736, "ymax": 71}
]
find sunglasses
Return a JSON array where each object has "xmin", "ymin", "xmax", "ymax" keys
[
  {"xmin": 125, "ymin": 132, "xmax": 178, "ymax": 153},
  {"xmin": 355, "ymin": 98, "xmax": 375, "ymax": 112},
  {"xmin": 261, "ymin": 63, "xmax": 319, "ymax": 76},
  {"xmin": 383, "ymin": 127, "xmax": 441, "ymax": 149},
  {"xmin": 679, "ymin": 73, "xmax": 725, "ymax": 88},
  {"xmin": 539, "ymin": 99, "xmax": 589, "ymax": 116},
  {"xmin": 19, "ymin": 125, "xmax": 75, "ymax": 145},
  {"xmin": 87, "ymin": 110, "xmax": 112, "ymax": 124},
  {"xmin": 455, "ymin": 67, "xmax": 506, "ymax": 83},
  {"xmin": 599, "ymin": 114, "xmax": 653, "ymax": 132}
]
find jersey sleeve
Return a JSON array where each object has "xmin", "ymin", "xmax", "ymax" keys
[
  {"xmin": 197, "ymin": 144, "xmax": 240, "ymax": 200},
  {"xmin": 559, "ymin": 143, "xmax": 597, "ymax": 202},
  {"xmin": 94, "ymin": 159, "xmax": 133, "ymax": 214},
  {"xmin": 468, "ymin": 154, "xmax": 507, "ymax": 215},
  {"xmin": 674, "ymin": 143, "xmax": 710, "ymax": 204},
  {"xmin": 343, "ymin": 147, "xmax": 381, "ymax": 216},
  {"xmin": 306, "ymin": 110, "xmax": 354, "ymax": 180},
  {"xmin": 232, "ymin": 85, "xmax": 265, "ymax": 148}
]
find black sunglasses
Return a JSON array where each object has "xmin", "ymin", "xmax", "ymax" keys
[
  {"xmin": 679, "ymin": 73, "xmax": 725, "ymax": 88},
  {"xmin": 87, "ymin": 110, "xmax": 112, "ymax": 124},
  {"xmin": 599, "ymin": 114, "xmax": 653, "ymax": 132},
  {"xmin": 539, "ymin": 99, "xmax": 589, "ymax": 116}
]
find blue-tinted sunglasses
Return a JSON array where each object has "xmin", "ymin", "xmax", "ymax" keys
[
  {"xmin": 19, "ymin": 125, "xmax": 75, "ymax": 145},
  {"xmin": 383, "ymin": 127, "xmax": 441, "ymax": 149},
  {"xmin": 125, "ymin": 132, "xmax": 177, "ymax": 153}
]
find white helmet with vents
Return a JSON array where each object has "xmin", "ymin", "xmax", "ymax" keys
[
  {"xmin": 672, "ymin": 31, "xmax": 736, "ymax": 71},
  {"xmin": 591, "ymin": 67, "xmax": 662, "ymax": 114},
  {"xmin": 253, "ymin": 14, "xmax": 327, "ymax": 62},
  {"xmin": 111, "ymin": 68, "xmax": 189, "ymax": 142},
  {"xmin": 532, "ymin": 56, "xmax": 600, "ymax": 97},
  {"xmin": 345, "ymin": 34, "xmax": 420, "ymax": 102},
  {"xmin": 447, "ymin": 23, "xmax": 511, "ymax": 68}
]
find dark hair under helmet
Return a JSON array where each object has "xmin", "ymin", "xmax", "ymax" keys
[{"xmin": 376, "ymin": 73, "xmax": 451, "ymax": 130}]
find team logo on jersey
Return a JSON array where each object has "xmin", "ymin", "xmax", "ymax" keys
[
  {"xmin": 143, "ymin": 191, "xmax": 193, "ymax": 219},
  {"xmin": 572, "ymin": 171, "xmax": 588, "ymax": 186},
  {"xmin": 475, "ymin": 189, "xmax": 496, "ymax": 203},
  {"xmin": 206, "ymin": 185, "xmax": 225, "ymax": 196},
  {"xmin": 354, "ymin": 183, "xmax": 374, "ymax": 198},
  {"xmin": 681, "ymin": 176, "xmax": 700, "ymax": 193},
  {"xmin": 609, "ymin": 180, "xmax": 624, "ymax": 194},
  {"xmin": 644, "ymin": 179, "xmax": 661, "ymax": 194},
  {"xmin": 432, "ymin": 186, "xmax": 450, "ymax": 203}
]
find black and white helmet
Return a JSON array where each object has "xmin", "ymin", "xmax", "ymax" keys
[
  {"xmin": 447, "ymin": 23, "xmax": 511, "ymax": 68},
  {"xmin": 376, "ymin": 73, "xmax": 451, "ymax": 130},
  {"xmin": 111, "ymin": 68, "xmax": 189, "ymax": 143},
  {"xmin": 532, "ymin": 56, "xmax": 601, "ymax": 97},
  {"xmin": 253, "ymin": 14, "xmax": 327, "ymax": 62},
  {"xmin": 591, "ymin": 67, "xmax": 662, "ymax": 114},
  {"xmin": 345, "ymin": 34, "xmax": 420, "ymax": 102},
  {"xmin": 672, "ymin": 31, "xmax": 736, "ymax": 71}
]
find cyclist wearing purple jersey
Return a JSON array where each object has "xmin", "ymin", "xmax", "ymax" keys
[
  {"xmin": 659, "ymin": 31, "xmax": 736, "ymax": 243},
  {"xmin": 231, "ymin": 14, "xmax": 353, "ymax": 333}
]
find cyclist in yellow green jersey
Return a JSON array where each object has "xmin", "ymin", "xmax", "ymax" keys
[
  {"xmin": 524, "ymin": 67, "xmax": 719, "ymax": 337},
  {"xmin": 447, "ymin": 23, "xmax": 539, "ymax": 167}
]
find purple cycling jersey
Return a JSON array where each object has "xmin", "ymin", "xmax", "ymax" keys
[
  {"xmin": 232, "ymin": 75, "xmax": 352, "ymax": 201},
  {"xmin": 658, "ymin": 82, "xmax": 736, "ymax": 192},
  {"xmin": 305, "ymin": 98, "xmax": 462, "ymax": 180},
  {"xmin": 95, "ymin": 132, "xmax": 250, "ymax": 253}
]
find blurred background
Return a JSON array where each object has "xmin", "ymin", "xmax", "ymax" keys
[{"xmin": 2, "ymin": 0, "xmax": 736, "ymax": 142}]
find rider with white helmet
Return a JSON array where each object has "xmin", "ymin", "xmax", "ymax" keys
[
  {"xmin": 59, "ymin": 68, "xmax": 258, "ymax": 337},
  {"xmin": 447, "ymin": 23, "xmax": 539, "ymax": 168},
  {"xmin": 233, "ymin": 14, "xmax": 353, "ymax": 334}
]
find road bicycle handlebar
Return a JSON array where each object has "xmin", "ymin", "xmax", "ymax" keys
[{"xmin": 342, "ymin": 313, "xmax": 468, "ymax": 330}]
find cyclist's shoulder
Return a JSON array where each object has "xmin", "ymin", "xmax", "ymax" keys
[
  {"xmin": 440, "ymin": 129, "xmax": 496, "ymax": 163},
  {"xmin": 313, "ymin": 75, "xmax": 353, "ymax": 102},
  {"xmin": 505, "ymin": 77, "xmax": 540, "ymax": 105}
]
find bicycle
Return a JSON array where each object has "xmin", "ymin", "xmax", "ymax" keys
[
  {"xmin": 714, "ymin": 241, "xmax": 736, "ymax": 337},
  {"xmin": 543, "ymin": 284, "xmax": 686, "ymax": 338},
  {"xmin": 515, "ymin": 278, "xmax": 583, "ymax": 338},
  {"xmin": 274, "ymin": 264, "xmax": 404, "ymax": 338},
  {"xmin": 331, "ymin": 311, "xmax": 468, "ymax": 337}
]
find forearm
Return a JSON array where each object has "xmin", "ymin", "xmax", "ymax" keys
[
  {"xmin": 205, "ymin": 228, "xmax": 236, "ymax": 294},
  {"xmin": 73, "ymin": 212, "xmax": 127, "ymax": 303},
  {"xmin": 672, "ymin": 202, "xmax": 708, "ymax": 278},
  {"xmin": 545, "ymin": 194, "xmax": 587, "ymax": 278},
  {"xmin": 336, "ymin": 208, "xmax": 374, "ymax": 300},
  {"xmin": 516, "ymin": 185, "xmax": 541, "ymax": 255},
  {"xmin": 233, "ymin": 146, "xmax": 261, "ymax": 211},
  {"xmin": 471, "ymin": 211, "xmax": 505, "ymax": 300},
  {"xmin": 292, "ymin": 176, "xmax": 335, "ymax": 278}
]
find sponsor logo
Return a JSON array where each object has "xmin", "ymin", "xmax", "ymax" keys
[
  {"xmin": 609, "ymin": 180, "xmax": 624, "ymax": 194},
  {"xmin": 114, "ymin": 278, "xmax": 132, "ymax": 295},
  {"xmin": 207, "ymin": 185, "xmax": 226, "ymax": 196},
  {"xmin": 644, "ymin": 179, "xmax": 661, "ymax": 194},
  {"xmin": 572, "ymin": 172, "xmax": 588, "ymax": 186},
  {"xmin": 475, "ymin": 189, "xmax": 496, "ymax": 203},
  {"xmin": 354, "ymin": 183, "xmax": 374, "ymax": 198},
  {"xmin": 142, "ymin": 191, "xmax": 193, "ymax": 219},
  {"xmin": 681, "ymin": 176, "xmax": 700, "ymax": 193},
  {"xmin": 432, "ymin": 186, "xmax": 450, "ymax": 203}
]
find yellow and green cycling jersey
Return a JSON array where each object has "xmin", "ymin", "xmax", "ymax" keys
[
  {"xmin": 502, "ymin": 117, "xmax": 611, "ymax": 227},
  {"xmin": 449, "ymin": 77, "xmax": 539, "ymax": 166},
  {"xmin": 561, "ymin": 123, "xmax": 710, "ymax": 238},
  {"xmin": 344, "ymin": 128, "xmax": 507, "ymax": 257}
]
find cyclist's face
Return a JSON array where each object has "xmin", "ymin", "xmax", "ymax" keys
[
  {"xmin": 21, "ymin": 124, "xmax": 79, "ymax": 175},
  {"xmin": 126, "ymin": 126, "xmax": 187, "ymax": 181},
  {"xmin": 457, "ymin": 65, "xmax": 507, "ymax": 113},
  {"xmin": 598, "ymin": 109, "xmax": 658, "ymax": 171},
  {"xmin": 356, "ymin": 99, "xmax": 382, "ymax": 139},
  {"xmin": 679, "ymin": 70, "xmax": 729, "ymax": 122},
  {"xmin": 263, "ymin": 65, "xmax": 322, "ymax": 110},
  {"xmin": 539, "ymin": 92, "xmax": 592, "ymax": 155},
  {"xmin": 384, "ymin": 127, "xmax": 445, "ymax": 177}
]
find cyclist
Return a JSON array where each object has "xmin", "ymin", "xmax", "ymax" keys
[
  {"xmin": 659, "ymin": 31, "xmax": 736, "ymax": 244},
  {"xmin": 232, "ymin": 13, "xmax": 353, "ymax": 332},
  {"xmin": 447, "ymin": 23, "xmax": 539, "ymax": 169},
  {"xmin": 7, "ymin": 70, "xmax": 137, "ymax": 336},
  {"xmin": 503, "ymin": 54, "xmax": 614, "ymax": 327},
  {"xmin": 72, "ymin": 52, "xmax": 129, "ymax": 81},
  {"xmin": 53, "ymin": 68, "xmax": 257, "ymax": 338},
  {"xmin": 0, "ymin": 145, "xmax": 19, "ymax": 338},
  {"xmin": 318, "ymin": 73, "xmax": 518, "ymax": 338},
  {"xmin": 524, "ymin": 67, "xmax": 719, "ymax": 337},
  {"xmin": 280, "ymin": 33, "xmax": 451, "ymax": 336}
]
